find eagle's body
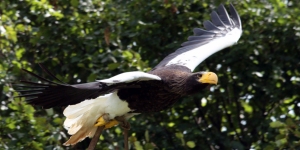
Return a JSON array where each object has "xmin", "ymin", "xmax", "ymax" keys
[
  {"xmin": 15, "ymin": 4, "xmax": 242, "ymax": 146},
  {"xmin": 121, "ymin": 65, "xmax": 207, "ymax": 112}
]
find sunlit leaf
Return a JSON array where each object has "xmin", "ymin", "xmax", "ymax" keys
[
  {"xmin": 270, "ymin": 121, "xmax": 285, "ymax": 128},
  {"xmin": 186, "ymin": 141, "xmax": 196, "ymax": 148}
]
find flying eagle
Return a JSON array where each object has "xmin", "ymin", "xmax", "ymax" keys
[{"xmin": 16, "ymin": 4, "xmax": 242, "ymax": 146}]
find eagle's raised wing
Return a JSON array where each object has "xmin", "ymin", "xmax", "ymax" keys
[
  {"xmin": 15, "ymin": 64, "xmax": 161, "ymax": 108},
  {"xmin": 153, "ymin": 4, "xmax": 242, "ymax": 72}
]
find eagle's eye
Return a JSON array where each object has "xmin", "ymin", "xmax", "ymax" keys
[{"xmin": 197, "ymin": 74, "xmax": 202, "ymax": 78}]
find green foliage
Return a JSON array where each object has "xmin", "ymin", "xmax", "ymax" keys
[{"xmin": 1, "ymin": 0, "xmax": 300, "ymax": 149}]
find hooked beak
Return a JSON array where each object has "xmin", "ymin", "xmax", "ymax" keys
[{"xmin": 198, "ymin": 72, "xmax": 218, "ymax": 85}]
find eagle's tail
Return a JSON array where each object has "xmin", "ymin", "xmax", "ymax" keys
[
  {"xmin": 62, "ymin": 92, "xmax": 131, "ymax": 146},
  {"xmin": 62, "ymin": 98, "xmax": 101, "ymax": 146}
]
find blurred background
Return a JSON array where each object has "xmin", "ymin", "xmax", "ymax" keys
[{"xmin": 1, "ymin": 0, "xmax": 300, "ymax": 149}]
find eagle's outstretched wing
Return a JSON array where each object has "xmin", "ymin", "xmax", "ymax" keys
[
  {"xmin": 153, "ymin": 4, "xmax": 242, "ymax": 71},
  {"xmin": 15, "ymin": 64, "xmax": 160, "ymax": 108}
]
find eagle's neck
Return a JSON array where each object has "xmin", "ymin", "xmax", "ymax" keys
[{"xmin": 149, "ymin": 65, "xmax": 207, "ymax": 95}]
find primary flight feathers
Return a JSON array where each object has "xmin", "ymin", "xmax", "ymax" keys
[{"xmin": 154, "ymin": 4, "xmax": 242, "ymax": 71}]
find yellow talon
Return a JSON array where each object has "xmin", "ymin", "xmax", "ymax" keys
[
  {"xmin": 94, "ymin": 115, "xmax": 108, "ymax": 127},
  {"xmin": 104, "ymin": 119, "xmax": 119, "ymax": 129},
  {"xmin": 94, "ymin": 114, "xmax": 119, "ymax": 129}
]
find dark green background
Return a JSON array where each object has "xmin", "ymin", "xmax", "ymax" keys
[{"xmin": 1, "ymin": 0, "xmax": 300, "ymax": 149}]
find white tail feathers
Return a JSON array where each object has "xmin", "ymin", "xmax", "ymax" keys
[{"xmin": 62, "ymin": 92, "xmax": 131, "ymax": 146}]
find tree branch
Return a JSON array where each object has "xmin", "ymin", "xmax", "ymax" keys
[{"xmin": 87, "ymin": 126, "xmax": 104, "ymax": 150}]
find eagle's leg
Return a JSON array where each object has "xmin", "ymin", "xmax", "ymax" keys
[
  {"xmin": 94, "ymin": 113, "xmax": 119, "ymax": 129},
  {"xmin": 115, "ymin": 116, "xmax": 130, "ymax": 130}
]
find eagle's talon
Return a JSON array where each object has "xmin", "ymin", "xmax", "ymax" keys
[
  {"xmin": 95, "ymin": 113, "xmax": 119, "ymax": 129},
  {"xmin": 95, "ymin": 113, "xmax": 109, "ymax": 127},
  {"xmin": 104, "ymin": 119, "xmax": 119, "ymax": 129}
]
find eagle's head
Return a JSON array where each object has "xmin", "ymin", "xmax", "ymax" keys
[{"xmin": 185, "ymin": 72, "xmax": 218, "ymax": 95}]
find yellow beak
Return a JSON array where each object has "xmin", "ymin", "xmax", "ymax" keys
[{"xmin": 198, "ymin": 72, "xmax": 218, "ymax": 85}]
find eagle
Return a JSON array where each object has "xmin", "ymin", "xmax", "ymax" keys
[{"xmin": 16, "ymin": 4, "xmax": 242, "ymax": 146}]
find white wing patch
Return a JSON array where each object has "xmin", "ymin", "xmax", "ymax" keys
[
  {"xmin": 166, "ymin": 28, "xmax": 242, "ymax": 71},
  {"xmin": 154, "ymin": 4, "xmax": 242, "ymax": 72},
  {"xmin": 97, "ymin": 71, "xmax": 161, "ymax": 85}
]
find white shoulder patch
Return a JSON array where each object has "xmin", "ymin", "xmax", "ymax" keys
[{"xmin": 97, "ymin": 71, "xmax": 161, "ymax": 85}]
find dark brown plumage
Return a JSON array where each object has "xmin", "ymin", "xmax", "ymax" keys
[{"xmin": 119, "ymin": 65, "xmax": 210, "ymax": 112}]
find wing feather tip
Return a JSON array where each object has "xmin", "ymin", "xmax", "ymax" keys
[{"xmin": 229, "ymin": 3, "xmax": 242, "ymax": 29}]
